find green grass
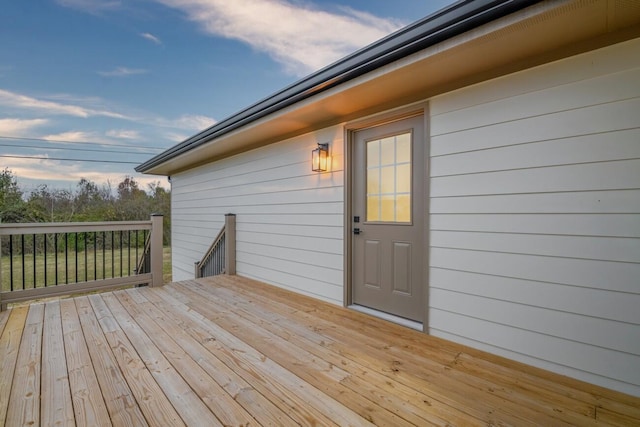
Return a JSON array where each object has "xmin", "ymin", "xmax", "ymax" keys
[{"xmin": 2, "ymin": 246, "xmax": 172, "ymax": 292}]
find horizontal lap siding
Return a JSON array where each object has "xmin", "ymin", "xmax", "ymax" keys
[
  {"xmin": 171, "ymin": 126, "xmax": 345, "ymax": 304},
  {"xmin": 428, "ymin": 38, "xmax": 640, "ymax": 397}
]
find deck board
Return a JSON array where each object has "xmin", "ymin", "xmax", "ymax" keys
[
  {"xmin": 221, "ymin": 275, "xmax": 640, "ymax": 424},
  {"xmin": 6, "ymin": 304, "xmax": 44, "ymax": 427},
  {"xmin": 41, "ymin": 301, "xmax": 75, "ymax": 427},
  {"xmin": 59, "ymin": 298, "xmax": 112, "ymax": 427},
  {"xmin": 159, "ymin": 284, "xmax": 368, "ymax": 426},
  {"xmin": 147, "ymin": 286, "xmax": 345, "ymax": 427},
  {"xmin": 89, "ymin": 294, "xmax": 187, "ymax": 427},
  {"xmin": 217, "ymin": 276, "xmax": 580, "ymax": 424},
  {"xmin": 186, "ymin": 279, "xmax": 476, "ymax": 426},
  {"xmin": 105, "ymin": 291, "xmax": 250, "ymax": 426},
  {"xmin": 74, "ymin": 296, "xmax": 149, "ymax": 426},
  {"xmin": 1, "ymin": 275, "xmax": 639, "ymax": 426},
  {"xmin": 0, "ymin": 308, "xmax": 10, "ymax": 338},
  {"xmin": 120, "ymin": 288, "xmax": 295, "ymax": 426},
  {"xmin": 0, "ymin": 306, "xmax": 28, "ymax": 426}
]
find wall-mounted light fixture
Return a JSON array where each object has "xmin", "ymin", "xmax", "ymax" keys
[{"xmin": 312, "ymin": 143, "xmax": 329, "ymax": 172}]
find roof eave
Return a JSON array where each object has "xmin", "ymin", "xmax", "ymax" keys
[{"xmin": 136, "ymin": 0, "xmax": 540, "ymax": 174}]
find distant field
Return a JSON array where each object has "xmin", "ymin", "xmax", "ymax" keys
[{"xmin": 1, "ymin": 246, "xmax": 172, "ymax": 292}]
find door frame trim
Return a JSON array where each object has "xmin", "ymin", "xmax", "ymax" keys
[{"xmin": 343, "ymin": 102, "xmax": 430, "ymax": 331}]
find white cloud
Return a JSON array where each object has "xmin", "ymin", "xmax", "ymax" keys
[
  {"xmin": 0, "ymin": 88, "xmax": 129, "ymax": 119},
  {"xmin": 141, "ymin": 32, "xmax": 162, "ymax": 45},
  {"xmin": 6, "ymin": 156, "xmax": 166, "ymax": 190},
  {"xmin": 106, "ymin": 129, "xmax": 140, "ymax": 140},
  {"xmin": 0, "ymin": 118, "xmax": 49, "ymax": 135},
  {"xmin": 42, "ymin": 131, "xmax": 102, "ymax": 143},
  {"xmin": 98, "ymin": 67, "xmax": 149, "ymax": 77},
  {"xmin": 155, "ymin": 114, "xmax": 217, "ymax": 133},
  {"xmin": 42, "ymin": 130, "xmax": 144, "ymax": 146},
  {"xmin": 153, "ymin": 0, "xmax": 404, "ymax": 76},
  {"xmin": 173, "ymin": 114, "xmax": 216, "ymax": 131}
]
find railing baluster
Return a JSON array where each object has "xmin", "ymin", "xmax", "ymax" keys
[
  {"xmin": 93, "ymin": 231, "xmax": 97, "ymax": 280},
  {"xmin": 75, "ymin": 232, "xmax": 78, "ymax": 283},
  {"xmin": 9, "ymin": 235, "xmax": 14, "ymax": 291},
  {"xmin": 111, "ymin": 231, "xmax": 115, "ymax": 278},
  {"xmin": 120, "ymin": 230, "xmax": 123, "ymax": 277},
  {"xmin": 33, "ymin": 234, "xmax": 37, "ymax": 289},
  {"xmin": 21, "ymin": 234, "xmax": 25, "ymax": 289},
  {"xmin": 135, "ymin": 230, "xmax": 139, "ymax": 272},
  {"xmin": 127, "ymin": 230, "xmax": 131, "ymax": 275},
  {"xmin": 84, "ymin": 232, "xmax": 88, "ymax": 282},
  {"xmin": 65, "ymin": 233, "xmax": 69, "ymax": 285},
  {"xmin": 55, "ymin": 234, "xmax": 59, "ymax": 286},
  {"xmin": 102, "ymin": 231, "xmax": 106, "ymax": 280},
  {"xmin": 44, "ymin": 234, "xmax": 48, "ymax": 286}
]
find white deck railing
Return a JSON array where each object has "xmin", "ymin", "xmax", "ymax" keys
[{"xmin": 0, "ymin": 214, "xmax": 163, "ymax": 310}]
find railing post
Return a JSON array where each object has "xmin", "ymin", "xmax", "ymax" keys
[
  {"xmin": 150, "ymin": 214, "xmax": 164, "ymax": 287},
  {"xmin": 194, "ymin": 261, "xmax": 201, "ymax": 278},
  {"xmin": 224, "ymin": 214, "xmax": 236, "ymax": 275}
]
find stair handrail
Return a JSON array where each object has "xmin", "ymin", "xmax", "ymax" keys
[{"xmin": 194, "ymin": 213, "xmax": 236, "ymax": 278}]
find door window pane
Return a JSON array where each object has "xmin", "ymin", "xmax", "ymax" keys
[
  {"xmin": 396, "ymin": 164, "xmax": 410, "ymax": 193},
  {"xmin": 380, "ymin": 195, "xmax": 395, "ymax": 222},
  {"xmin": 367, "ymin": 195, "xmax": 380, "ymax": 221},
  {"xmin": 396, "ymin": 194, "xmax": 411, "ymax": 222},
  {"xmin": 366, "ymin": 131, "xmax": 412, "ymax": 223},
  {"xmin": 380, "ymin": 166, "xmax": 395, "ymax": 194},
  {"xmin": 396, "ymin": 133, "xmax": 411, "ymax": 163},
  {"xmin": 367, "ymin": 168, "xmax": 379, "ymax": 194},
  {"xmin": 380, "ymin": 137, "xmax": 395, "ymax": 165}
]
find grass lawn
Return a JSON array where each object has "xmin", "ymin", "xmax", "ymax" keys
[{"xmin": 2, "ymin": 246, "xmax": 172, "ymax": 292}]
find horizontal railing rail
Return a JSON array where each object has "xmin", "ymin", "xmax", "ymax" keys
[
  {"xmin": 0, "ymin": 221, "xmax": 153, "ymax": 235},
  {"xmin": 0, "ymin": 214, "xmax": 163, "ymax": 310}
]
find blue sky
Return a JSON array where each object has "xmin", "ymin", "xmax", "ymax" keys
[{"xmin": 1, "ymin": 0, "xmax": 452, "ymax": 192}]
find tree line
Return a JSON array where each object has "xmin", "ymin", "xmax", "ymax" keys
[{"xmin": 0, "ymin": 168, "xmax": 171, "ymax": 246}]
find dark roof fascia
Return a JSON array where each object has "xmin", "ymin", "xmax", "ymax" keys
[{"xmin": 136, "ymin": 0, "xmax": 541, "ymax": 173}]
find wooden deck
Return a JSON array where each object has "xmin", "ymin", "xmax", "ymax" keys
[{"xmin": 0, "ymin": 276, "xmax": 638, "ymax": 426}]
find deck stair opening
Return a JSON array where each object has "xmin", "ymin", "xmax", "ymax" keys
[
  {"xmin": 194, "ymin": 214, "xmax": 235, "ymax": 278},
  {"xmin": 135, "ymin": 231, "xmax": 152, "ymax": 275}
]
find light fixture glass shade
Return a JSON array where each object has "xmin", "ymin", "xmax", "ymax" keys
[{"xmin": 312, "ymin": 143, "xmax": 329, "ymax": 172}]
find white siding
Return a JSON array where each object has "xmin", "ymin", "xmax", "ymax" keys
[
  {"xmin": 428, "ymin": 38, "xmax": 640, "ymax": 397},
  {"xmin": 171, "ymin": 125, "xmax": 345, "ymax": 305}
]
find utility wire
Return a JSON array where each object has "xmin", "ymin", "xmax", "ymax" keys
[
  {"xmin": 0, "ymin": 135, "xmax": 166, "ymax": 151},
  {"xmin": 0, "ymin": 154, "xmax": 141, "ymax": 164},
  {"xmin": 0, "ymin": 142, "xmax": 155, "ymax": 155}
]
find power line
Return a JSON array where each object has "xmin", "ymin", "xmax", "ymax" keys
[
  {"xmin": 0, "ymin": 142, "xmax": 155, "ymax": 155},
  {"xmin": 0, "ymin": 154, "xmax": 141, "ymax": 164},
  {"xmin": 0, "ymin": 135, "xmax": 166, "ymax": 151}
]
